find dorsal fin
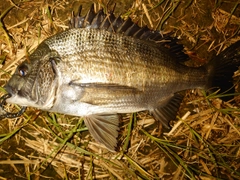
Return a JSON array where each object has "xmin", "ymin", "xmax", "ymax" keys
[{"xmin": 70, "ymin": 4, "xmax": 189, "ymax": 62}]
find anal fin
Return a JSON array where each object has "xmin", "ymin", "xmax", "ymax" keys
[
  {"xmin": 151, "ymin": 93, "xmax": 184, "ymax": 129},
  {"xmin": 84, "ymin": 114, "xmax": 119, "ymax": 151}
]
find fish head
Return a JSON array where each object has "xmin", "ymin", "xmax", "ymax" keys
[{"xmin": 4, "ymin": 42, "xmax": 60, "ymax": 109}]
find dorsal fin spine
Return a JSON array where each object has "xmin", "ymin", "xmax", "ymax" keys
[
  {"xmin": 69, "ymin": 4, "xmax": 189, "ymax": 62},
  {"xmin": 83, "ymin": 4, "xmax": 96, "ymax": 28}
]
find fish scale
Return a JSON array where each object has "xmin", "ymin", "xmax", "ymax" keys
[
  {"xmin": 46, "ymin": 28, "xmax": 206, "ymax": 89},
  {"xmin": 3, "ymin": 5, "xmax": 240, "ymax": 151}
]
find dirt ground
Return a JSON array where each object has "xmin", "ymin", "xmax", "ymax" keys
[{"xmin": 0, "ymin": 0, "xmax": 240, "ymax": 179}]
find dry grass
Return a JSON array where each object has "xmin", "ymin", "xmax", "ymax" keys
[{"xmin": 0, "ymin": 0, "xmax": 240, "ymax": 179}]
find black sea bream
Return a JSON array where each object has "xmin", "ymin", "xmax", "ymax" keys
[{"xmin": 4, "ymin": 5, "xmax": 240, "ymax": 151}]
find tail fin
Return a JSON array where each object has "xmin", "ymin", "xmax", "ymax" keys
[{"xmin": 207, "ymin": 41, "xmax": 240, "ymax": 101}]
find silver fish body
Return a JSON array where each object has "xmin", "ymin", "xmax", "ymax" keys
[
  {"xmin": 4, "ymin": 6, "xmax": 240, "ymax": 151},
  {"xmin": 5, "ymin": 28, "xmax": 207, "ymax": 115},
  {"xmin": 47, "ymin": 28, "xmax": 208, "ymax": 115}
]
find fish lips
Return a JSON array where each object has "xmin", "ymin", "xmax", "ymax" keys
[
  {"xmin": 3, "ymin": 84, "xmax": 31, "ymax": 106},
  {"xmin": 4, "ymin": 77, "xmax": 29, "ymax": 102},
  {"xmin": 4, "ymin": 84, "xmax": 15, "ymax": 96},
  {"xmin": 4, "ymin": 84, "xmax": 25, "ymax": 101},
  {"xmin": 4, "ymin": 84, "xmax": 17, "ymax": 102}
]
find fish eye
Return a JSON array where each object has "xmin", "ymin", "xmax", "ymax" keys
[{"xmin": 18, "ymin": 64, "xmax": 28, "ymax": 77}]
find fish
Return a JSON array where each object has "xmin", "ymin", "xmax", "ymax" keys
[{"xmin": 3, "ymin": 5, "xmax": 240, "ymax": 151}]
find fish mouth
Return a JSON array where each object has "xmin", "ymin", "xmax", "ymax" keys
[
  {"xmin": 4, "ymin": 84, "xmax": 25, "ymax": 99},
  {"xmin": 4, "ymin": 84, "xmax": 16, "ymax": 96}
]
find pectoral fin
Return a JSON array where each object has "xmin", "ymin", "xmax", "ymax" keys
[
  {"xmin": 84, "ymin": 114, "xmax": 119, "ymax": 151},
  {"xmin": 69, "ymin": 82, "xmax": 142, "ymax": 105},
  {"xmin": 151, "ymin": 93, "xmax": 184, "ymax": 129}
]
